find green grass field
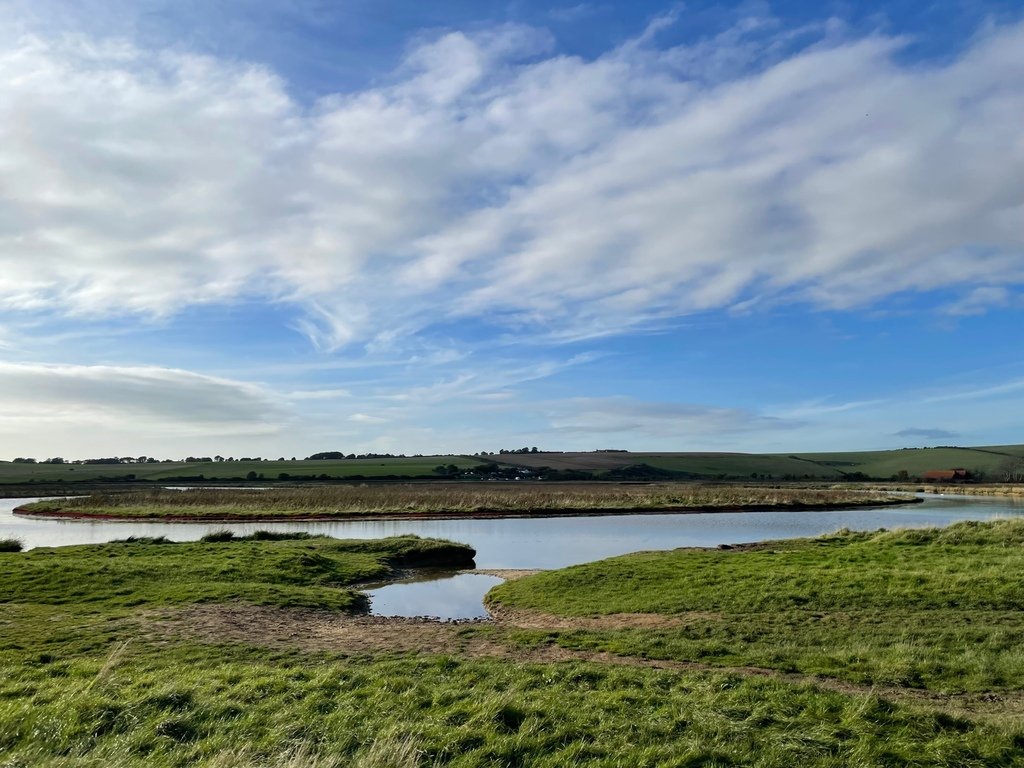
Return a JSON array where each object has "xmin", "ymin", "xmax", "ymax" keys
[
  {"xmin": 492, "ymin": 444, "xmax": 1024, "ymax": 480},
  {"xmin": 2, "ymin": 529, "xmax": 1023, "ymax": 766},
  {"xmin": 0, "ymin": 456, "xmax": 479, "ymax": 484},
  {"xmin": 488, "ymin": 518, "xmax": 1024, "ymax": 693},
  {"xmin": 4, "ymin": 444, "xmax": 1023, "ymax": 485}
]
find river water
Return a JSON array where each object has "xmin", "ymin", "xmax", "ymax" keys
[{"xmin": 4, "ymin": 493, "xmax": 1022, "ymax": 618}]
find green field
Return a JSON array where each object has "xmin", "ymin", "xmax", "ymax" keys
[
  {"xmin": 488, "ymin": 518, "xmax": 1024, "ymax": 693},
  {"xmin": 0, "ymin": 456, "xmax": 479, "ymax": 484},
  {"xmin": 2, "ymin": 529, "xmax": 1023, "ymax": 766},
  {"xmin": 4, "ymin": 444, "xmax": 1023, "ymax": 485},
  {"xmin": 492, "ymin": 444, "xmax": 1024, "ymax": 480}
]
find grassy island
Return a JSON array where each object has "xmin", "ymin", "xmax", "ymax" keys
[{"xmin": 15, "ymin": 483, "xmax": 917, "ymax": 521}]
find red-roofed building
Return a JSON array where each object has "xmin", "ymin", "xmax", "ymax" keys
[{"xmin": 921, "ymin": 468, "xmax": 969, "ymax": 482}]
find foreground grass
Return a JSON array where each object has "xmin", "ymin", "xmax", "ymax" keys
[
  {"xmin": 2, "ymin": 530, "xmax": 1024, "ymax": 765},
  {"xmin": 489, "ymin": 519, "xmax": 1024, "ymax": 693},
  {"xmin": 1, "ymin": 638, "xmax": 1020, "ymax": 767},
  {"xmin": 17, "ymin": 484, "xmax": 910, "ymax": 520}
]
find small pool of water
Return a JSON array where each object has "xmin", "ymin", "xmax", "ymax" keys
[{"xmin": 364, "ymin": 571, "xmax": 504, "ymax": 620}]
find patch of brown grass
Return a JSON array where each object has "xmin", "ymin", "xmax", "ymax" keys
[{"xmin": 24, "ymin": 483, "xmax": 910, "ymax": 519}]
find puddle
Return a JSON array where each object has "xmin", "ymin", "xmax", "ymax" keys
[{"xmin": 364, "ymin": 571, "xmax": 504, "ymax": 620}]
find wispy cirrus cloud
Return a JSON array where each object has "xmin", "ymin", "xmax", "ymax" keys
[
  {"xmin": 894, "ymin": 427, "xmax": 960, "ymax": 440},
  {"xmin": 0, "ymin": 16, "xmax": 1021, "ymax": 350},
  {"xmin": 546, "ymin": 396, "xmax": 802, "ymax": 438}
]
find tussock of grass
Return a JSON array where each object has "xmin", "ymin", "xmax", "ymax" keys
[
  {"xmin": 489, "ymin": 518, "xmax": 1024, "ymax": 692},
  {"xmin": 19, "ymin": 484, "xmax": 909, "ymax": 519},
  {"xmin": 0, "ymin": 537, "xmax": 23, "ymax": 552}
]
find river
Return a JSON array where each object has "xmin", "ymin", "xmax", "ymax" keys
[{"xmin": 5, "ymin": 492, "xmax": 1022, "ymax": 619}]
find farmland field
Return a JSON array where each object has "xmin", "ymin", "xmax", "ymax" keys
[
  {"xmin": 0, "ymin": 456, "xmax": 480, "ymax": 484},
  {"xmin": 3, "ymin": 444, "xmax": 1023, "ymax": 485},
  {"xmin": 491, "ymin": 444, "xmax": 1024, "ymax": 480}
]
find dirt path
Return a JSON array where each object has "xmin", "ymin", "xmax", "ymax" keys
[{"xmin": 143, "ymin": 602, "xmax": 1024, "ymax": 722}]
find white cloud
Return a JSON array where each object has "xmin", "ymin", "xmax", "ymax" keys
[
  {"xmin": 943, "ymin": 286, "xmax": 1012, "ymax": 316},
  {"xmin": 0, "ymin": 362, "xmax": 286, "ymax": 436},
  {"xmin": 547, "ymin": 396, "xmax": 800, "ymax": 438},
  {"xmin": 0, "ymin": 18, "xmax": 1022, "ymax": 348}
]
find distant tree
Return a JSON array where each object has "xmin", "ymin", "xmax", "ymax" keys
[
  {"xmin": 42, "ymin": 457, "xmax": 65, "ymax": 464},
  {"xmin": 12, "ymin": 458, "xmax": 37, "ymax": 463},
  {"xmin": 998, "ymin": 457, "xmax": 1024, "ymax": 483},
  {"xmin": 245, "ymin": 471, "xmax": 258, "ymax": 481}
]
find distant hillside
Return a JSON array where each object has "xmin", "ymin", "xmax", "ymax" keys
[
  {"xmin": 0, "ymin": 456, "xmax": 479, "ymax": 485},
  {"xmin": 490, "ymin": 445, "xmax": 1024, "ymax": 481},
  {"xmin": 2, "ymin": 445, "xmax": 1022, "ymax": 485}
]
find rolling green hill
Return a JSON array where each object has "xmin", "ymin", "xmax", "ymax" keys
[
  {"xmin": 0, "ymin": 456, "xmax": 479, "ymax": 485},
  {"xmin": 491, "ymin": 444, "xmax": 1024, "ymax": 481},
  {"xmin": 2, "ymin": 444, "xmax": 1022, "ymax": 485}
]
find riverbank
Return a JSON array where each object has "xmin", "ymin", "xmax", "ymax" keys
[
  {"xmin": 865, "ymin": 482, "xmax": 1024, "ymax": 498},
  {"xmin": 487, "ymin": 517, "xmax": 1024, "ymax": 695},
  {"xmin": 13, "ymin": 483, "xmax": 919, "ymax": 522}
]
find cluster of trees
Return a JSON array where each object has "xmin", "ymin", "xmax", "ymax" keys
[
  {"xmin": 476, "ymin": 447, "xmax": 541, "ymax": 456},
  {"xmin": 305, "ymin": 452, "xmax": 410, "ymax": 460},
  {"xmin": 14, "ymin": 456, "xmax": 164, "ymax": 465},
  {"xmin": 998, "ymin": 457, "xmax": 1024, "ymax": 482}
]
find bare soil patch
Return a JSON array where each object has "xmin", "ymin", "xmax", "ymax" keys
[{"xmin": 141, "ymin": 602, "xmax": 1024, "ymax": 721}]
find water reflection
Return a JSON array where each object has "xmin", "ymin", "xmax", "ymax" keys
[{"xmin": 364, "ymin": 571, "xmax": 504, "ymax": 619}]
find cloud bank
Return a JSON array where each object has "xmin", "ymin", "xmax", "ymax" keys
[
  {"xmin": 0, "ymin": 18, "xmax": 1022, "ymax": 350},
  {"xmin": 0, "ymin": 362, "xmax": 284, "ymax": 434}
]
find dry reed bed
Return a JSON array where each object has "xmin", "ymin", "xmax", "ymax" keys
[{"xmin": 22, "ymin": 484, "xmax": 911, "ymax": 518}]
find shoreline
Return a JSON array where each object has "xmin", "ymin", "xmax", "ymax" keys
[{"xmin": 13, "ymin": 496, "xmax": 922, "ymax": 523}]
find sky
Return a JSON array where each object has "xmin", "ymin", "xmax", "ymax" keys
[{"xmin": 1, "ymin": 0, "xmax": 1022, "ymax": 460}]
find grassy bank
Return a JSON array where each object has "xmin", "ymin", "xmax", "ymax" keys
[
  {"xmin": 16, "ymin": 484, "xmax": 914, "ymax": 521},
  {"xmin": 0, "ymin": 534, "xmax": 475, "ymax": 612},
  {"xmin": 488, "ymin": 519, "xmax": 1024, "ymax": 693},
  {"xmin": 2, "ymin": 528, "xmax": 1023, "ymax": 765}
]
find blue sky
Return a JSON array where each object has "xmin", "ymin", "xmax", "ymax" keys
[{"xmin": 0, "ymin": 0, "xmax": 1022, "ymax": 459}]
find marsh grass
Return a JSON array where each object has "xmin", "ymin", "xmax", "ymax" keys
[
  {"xmin": 489, "ymin": 518, "xmax": 1024, "ymax": 692},
  {"xmin": 0, "ymin": 537, "xmax": 22, "ymax": 552},
  {"xmin": 0, "ymin": 535, "xmax": 475, "ymax": 611},
  {"xmin": 2, "ymin": 526, "xmax": 1024, "ymax": 765},
  {"xmin": 1, "ymin": 643, "xmax": 1018, "ymax": 767},
  {"xmin": 19, "ymin": 484, "xmax": 908, "ymax": 519}
]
